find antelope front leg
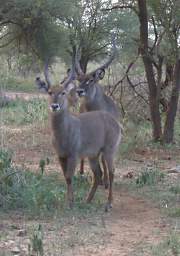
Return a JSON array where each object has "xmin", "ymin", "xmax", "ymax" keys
[{"xmin": 59, "ymin": 156, "xmax": 76, "ymax": 208}]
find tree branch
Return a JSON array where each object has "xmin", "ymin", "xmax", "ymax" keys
[
  {"xmin": 102, "ymin": 4, "xmax": 138, "ymax": 15},
  {"xmin": 110, "ymin": 54, "xmax": 139, "ymax": 96},
  {"xmin": 127, "ymin": 75, "xmax": 149, "ymax": 104},
  {"xmin": 0, "ymin": 35, "xmax": 20, "ymax": 48},
  {"xmin": 150, "ymin": 15, "xmax": 158, "ymax": 54}
]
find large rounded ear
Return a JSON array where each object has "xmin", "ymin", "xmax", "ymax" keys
[{"xmin": 94, "ymin": 68, "xmax": 105, "ymax": 80}]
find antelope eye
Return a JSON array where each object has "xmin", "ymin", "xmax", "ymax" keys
[{"xmin": 62, "ymin": 91, "xmax": 66, "ymax": 95}]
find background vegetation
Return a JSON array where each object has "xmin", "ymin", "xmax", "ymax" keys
[{"xmin": 0, "ymin": 0, "xmax": 179, "ymax": 143}]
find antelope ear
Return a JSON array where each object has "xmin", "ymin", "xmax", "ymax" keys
[
  {"xmin": 65, "ymin": 82, "xmax": 76, "ymax": 93},
  {"xmin": 94, "ymin": 68, "xmax": 105, "ymax": 81},
  {"xmin": 35, "ymin": 77, "xmax": 49, "ymax": 93}
]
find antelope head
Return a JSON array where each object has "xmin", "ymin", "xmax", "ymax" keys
[
  {"xmin": 35, "ymin": 58, "xmax": 77, "ymax": 112},
  {"xmin": 76, "ymin": 35, "xmax": 117, "ymax": 98}
]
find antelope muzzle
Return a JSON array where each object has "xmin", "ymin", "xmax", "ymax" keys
[
  {"xmin": 50, "ymin": 103, "xmax": 62, "ymax": 112},
  {"xmin": 76, "ymin": 88, "xmax": 86, "ymax": 97}
]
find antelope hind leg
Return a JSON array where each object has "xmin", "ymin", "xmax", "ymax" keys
[{"xmin": 86, "ymin": 157, "xmax": 102, "ymax": 203}]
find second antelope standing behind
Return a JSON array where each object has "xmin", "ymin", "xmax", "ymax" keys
[{"xmin": 75, "ymin": 37, "xmax": 120, "ymax": 183}]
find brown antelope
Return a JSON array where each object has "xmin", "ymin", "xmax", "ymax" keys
[
  {"xmin": 75, "ymin": 37, "xmax": 120, "ymax": 184},
  {"xmin": 36, "ymin": 59, "xmax": 122, "ymax": 211}
]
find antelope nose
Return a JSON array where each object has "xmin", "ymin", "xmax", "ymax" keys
[
  {"xmin": 76, "ymin": 89, "xmax": 85, "ymax": 97},
  {"xmin": 51, "ymin": 103, "xmax": 59, "ymax": 111}
]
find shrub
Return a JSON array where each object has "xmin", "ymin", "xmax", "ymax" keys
[
  {"xmin": 0, "ymin": 158, "xmax": 66, "ymax": 214},
  {"xmin": 0, "ymin": 149, "xmax": 101, "ymax": 216},
  {"xmin": 28, "ymin": 224, "xmax": 44, "ymax": 256},
  {"xmin": 136, "ymin": 167, "xmax": 165, "ymax": 187}
]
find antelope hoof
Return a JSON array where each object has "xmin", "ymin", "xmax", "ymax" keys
[{"xmin": 105, "ymin": 203, "xmax": 112, "ymax": 212}]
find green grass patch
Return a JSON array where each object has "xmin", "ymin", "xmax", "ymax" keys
[
  {"xmin": 0, "ymin": 98, "xmax": 48, "ymax": 125},
  {"xmin": 28, "ymin": 224, "xmax": 44, "ymax": 256},
  {"xmin": 150, "ymin": 232, "xmax": 180, "ymax": 256},
  {"xmin": 168, "ymin": 207, "xmax": 180, "ymax": 218},
  {"xmin": 118, "ymin": 165, "xmax": 179, "ymax": 218},
  {"xmin": 136, "ymin": 167, "xmax": 165, "ymax": 187},
  {"xmin": 169, "ymin": 185, "xmax": 180, "ymax": 195},
  {"xmin": 0, "ymin": 149, "xmax": 103, "ymax": 217}
]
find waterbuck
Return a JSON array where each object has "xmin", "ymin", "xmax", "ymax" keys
[
  {"xmin": 36, "ymin": 60, "xmax": 121, "ymax": 211},
  {"xmin": 75, "ymin": 37, "xmax": 120, "ymax": 183}
]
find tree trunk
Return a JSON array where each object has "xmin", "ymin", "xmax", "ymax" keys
[
  {"xmin": 137, "ymin": 0, "xmax": 162, "ymax": 141},
  {"xmin": 80, "ymin": 55, "xmax": 89, "ymax": 73},
  {"xmin": 162, "ymin": 59, "xmax": 180, "ymax": 143}
]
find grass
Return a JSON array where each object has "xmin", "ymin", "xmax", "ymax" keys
[
  {"xmin": 135, "ymin": 167, "xmax": 165, "ymax": 187},
  {"xmin": 119, "ymin": 117, "xmax": 180, "ymax": 156},
  {"xmin": 0, "ymin": 60, "xmax": 67, "ymax": 93},
  {"xmin": 0, "ymin": 75, "xmax": 36, "ymax": 93},
  {"xmin": 0, "ymin": 149, "xmax": 103, "ymax": 217},
  {"xmin": 119, "ymin": 165, "xmax": 180, "ymax": 218},
  {"xmin": 0, "ymin": 98, "xmax": 48, "ymax": 126},
  {"xmin": 28, "ymin": 224, "xmax": 44, "ymax": 256},
  {"xmin": 132, "ymin": 232, "xmax": 180, "ymax": 256},
  {"xmin": 150, "ymin": 232, "xmax": 180, "ymax": 256},
  {"xmin": 119, "ymin": 119, "xmax": 152, "ymax": 155}
]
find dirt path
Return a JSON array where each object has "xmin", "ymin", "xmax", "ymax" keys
[
  {"xmin": 0, "ymin": 186, "xmax": 167, "ymax": 256},
  {"xmin": 63, "ymin": 188, "xmax": 166, "ymax": 256},
  {"xmin": 102, "ymin": 191, "xmax": 162, "ymax": 256}
]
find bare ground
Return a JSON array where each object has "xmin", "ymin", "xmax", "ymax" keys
[{"xmin": 0, "ymin": 186, "xmax": 168, "ymax": 256}]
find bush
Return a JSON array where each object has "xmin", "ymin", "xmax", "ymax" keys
[
  {"xmin": 0, "ymin": 149, "xmax": 101, "ymax": 216},
  {"xmin": 0, "ymin": 155, "xmax": 66, "ymax": 214},
  {"xmin": 136, "ymin": 167, "xmax": 165, "ymax": 187}
]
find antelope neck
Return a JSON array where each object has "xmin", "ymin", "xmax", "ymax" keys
[
  {"xmin": 51, "ymin": 109, "xmax": 70, "ymax": 132},
  {"xmin": 86, "ymin": 85, "xmax": 103, "ymax": 108},
  {"xmin": 86, "ymin": 84, "xmax": 97, "ymax": 103}
]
